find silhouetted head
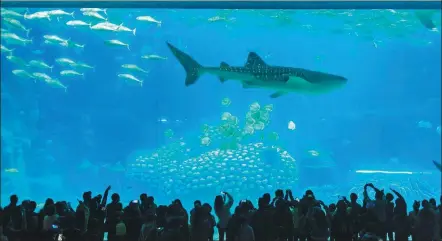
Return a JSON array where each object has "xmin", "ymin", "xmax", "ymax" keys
[
  {"xmin": 44, "ymin": 198, "xmax": 54, "ymax": 207},
  {"xmin": 275, "ymin": 189, "xmax": 284, "ymax": 198},
  {"xmin": 93, "ymin": 194, "xmax": 102, "ymax": 204},
  {"xmin": 386, "ymin": 193, "xmax": 394, "ymax": 202},
  {"xmin": 214, "ymin": 195, "xmax": 224, "ymax": 214},
  {"xmin": 111, "ymin": 193, "xmax": 120, "ymax": 203},
  {"xmin": 413, "ymin": 200, "xmax": 420, "ymax": 210},
  {"xmin": 305, "ymin": 190, "xmax": 315, "ymax": 200},
  {"xmin": 263, "ymin": 193, "xmax": 271, "ymax": 204},
  {"xmin": 140, "ymin": 193, "xmax": 148, "ymax": 202},
  {"xmin": 350, "ymin": 193, "xmax": 358, "ymax": 202},
  {"xmin": 328, "ymin": 202, "xmax": 339, "ymax": 212},
  {"xmin": 173, "ymin": 199, "xmax": 183, "ymax": 209},
  {"xmin": 429, "ymin": 198, "xmax": 436, "ymax": 208},
  {"xmin": 422, "ymin": 199, "xmax": 429, "ymax": 208},
  {"xmin": 83, "ymin": 191, "xmax": 92, "ymax": 202},
  {"xmin": 147, "ymin": 196, "xmax": 155, "ymax": 204},
  {"xmin": 194, "ymin": 200, "xmax": 201, "ymax": 208},
  {"xmin": 202, "ymin": 203, "xmax": 212, "ymax": 213},
  {"xmin": 10, "ymin": 195, "xmax": 18, "ymax": 205}
]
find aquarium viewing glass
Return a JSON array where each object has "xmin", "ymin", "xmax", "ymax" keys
[{"xmin": 0, "ymin": 3, "xmax": 441, "ymax": 214}]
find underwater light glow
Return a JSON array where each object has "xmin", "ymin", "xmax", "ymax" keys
[{"xmin": 355, "ymin": 170, "xmax": 433, "ymax": 175}]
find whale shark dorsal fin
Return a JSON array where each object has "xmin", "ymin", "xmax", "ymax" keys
[
  {"xmin": 220, "ymin": 62, "xmax": 230, "ymax": 68},
  {"xmin": 245, "ymin": 52, "xmax": 267, "ymax": 68}
]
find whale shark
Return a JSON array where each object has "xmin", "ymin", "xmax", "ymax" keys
[{"xmin": 166, "ymin": 42, "xmax": 348, "ymax": 98}]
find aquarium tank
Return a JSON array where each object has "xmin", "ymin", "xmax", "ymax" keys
[{"xmin": 0, "ymin": 5, "xmax": 441, "ymax": 214}]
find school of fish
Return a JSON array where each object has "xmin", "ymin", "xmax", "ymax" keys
[{"xmin": 1, "ymin": 8, "xmax": 165, "ymax": 91}]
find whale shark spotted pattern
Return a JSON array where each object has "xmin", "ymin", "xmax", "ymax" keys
[{"xmin": 166, "ymin": 42, "xmax": 348, "ymax": 98}]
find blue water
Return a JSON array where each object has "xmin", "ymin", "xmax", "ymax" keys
[{"xmin": 1, "ymin": 8, "xmax": 441, "ymax": 211}]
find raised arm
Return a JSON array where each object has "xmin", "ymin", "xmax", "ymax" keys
[
  {"xmin": 224, "ymin": 192, "xmax": 234, "ymax": 208},
  {"xmin": 100, "ymin": 185, "xmax": 111, "ymax": 207},
  {"xmin": 363, "ymin": 184, "xmax": 371, "ymax": 202},
  {"xmin": 342, "ymin": 196, "xmax": 350, "ymax": 206},
  {"xmin": 363, "ymin": 183, "xmax": 378, "ymax": 202},
  {"xmin": 318, "ymin": 200, "xmax": 332, "ymax": 220},
  {"xmin": 67, "ymin": 202, "xmax": 75, "ymax": 213},
  {"xmin": 287, "ymin": 190, "xmax": 295, "ymax": 202},
  {"xmin": 390, "ymin": 188, "xmax": 404, "ymax": 200},
  {"xmin": 371, "ymin": 185, "xmax": 382, "ymax": 193}
]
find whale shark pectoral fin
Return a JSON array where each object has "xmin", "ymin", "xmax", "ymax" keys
[
  {"xmin": 219, "ymin": 62, "xmax": 229, "ymax": 83},
  {"xmin": 242, "ymin": 82, "xmax": 257, "ymax": 89},
  {"xmin": 278, "ymin": 74, "xmax": 290, "ymax": 83},
  {"xmin": 245, "ymin": 52, "xmax": 268, "ymax": 69},
  {"xmin": 270, "ymin": 91, "xmax": 288, "ymax": 98}
]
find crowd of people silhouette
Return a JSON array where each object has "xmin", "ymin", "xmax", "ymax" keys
[{"xmin": 1, "ymin": 183, "xmax": 441, "ymax": 241}]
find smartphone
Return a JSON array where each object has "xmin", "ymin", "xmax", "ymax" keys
[
  {"xmin": 52, "ymin": 224, "xmax": 59, "ymax": 229},
  {"xmin": 220, "ymin": 191, "xmax": 225, "ymax": 195},
  {"xmin": 131, "ymin": 200, "xmax": 139, "ymax": 204},
  {"xmin": 294, "ymin": 197, "xmax": 300, "ymax": 202}
]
